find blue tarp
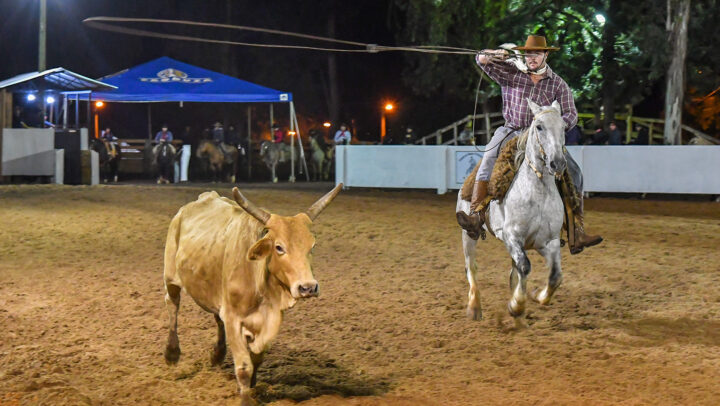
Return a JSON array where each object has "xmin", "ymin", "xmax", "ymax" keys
[{"xmin": 65, "ymin": 57, "xmax": 291, "ymax": 103}]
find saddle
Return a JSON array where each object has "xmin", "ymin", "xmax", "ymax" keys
[{"xmin": 461, "ymin": 136, "xmax": 582, "ymax": 244}]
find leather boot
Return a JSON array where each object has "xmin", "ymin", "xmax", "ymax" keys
[
  {"xmin": 570, "ymin": 212, "xmax": 603, "ymax": 255},
  {"xmin": 456, "ymin": 180, "xmax": 488, "ymax": 240}
]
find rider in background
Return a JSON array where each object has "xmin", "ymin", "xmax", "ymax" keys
[
  {"xmin": 456, "ymin": 33, "xmax": 602, "ymax": 254},
  {"xmin": 272, "ymin": 123, "xmax": 284, "ymax": 144},
  {"xmin": 101, "ymin": 127, "xmax": 117, "ymax": 142},
  {"xmin": 333, "ymin": 123, "xmax": 352, "ymax": 145},
  {"xmin": 155, "ymin": 124, "xmax": 174, "ymax": 143}
]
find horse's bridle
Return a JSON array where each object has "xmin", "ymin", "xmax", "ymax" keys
[{"xmin": 527, "ymin": 109, "xmax": 557, "ymax": 179}]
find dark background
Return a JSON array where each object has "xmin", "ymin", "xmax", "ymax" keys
[{"xmin": 0, "ymin": 0, "xmax": 424, "ymax": 142}]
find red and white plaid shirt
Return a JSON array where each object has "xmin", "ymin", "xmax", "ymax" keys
[{"xmin": 477, "ymin": 58, "xmax": 577, "ymax": 130}]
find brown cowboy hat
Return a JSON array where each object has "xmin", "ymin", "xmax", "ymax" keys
[{"xmin": 512, "ymin": 35, "xmax": 560, "ymax": 52}]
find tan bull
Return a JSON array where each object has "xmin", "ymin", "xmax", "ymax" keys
[{"xmin": 163, "ymin": 184, "xmax": 342, "ymax": 405}]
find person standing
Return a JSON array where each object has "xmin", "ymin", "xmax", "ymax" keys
[
  {"xmin": 333, "ymin": 123, "xmax": 352, "ymax": 145},
  {"xmin": 607, "ymin": 121, "xmax": 623, "ymax": 145}
]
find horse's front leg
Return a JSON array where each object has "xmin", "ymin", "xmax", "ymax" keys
[
  {"xmin": 506, "ymin": 238, "xmax": 530, "ymax": 318},
  {"xmin": 462, "ymin": 230, "xmax": 482, "ymax": 320},
  {"xmin": 530, "ymin": 239, "xmax": 563, "ymax": 305}
]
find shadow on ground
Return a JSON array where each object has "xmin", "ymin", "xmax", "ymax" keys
[{"xmin": 251, "ymin": 348, "xmax": 391, "ymax": 403}]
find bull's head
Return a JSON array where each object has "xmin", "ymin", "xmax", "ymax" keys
[{"xmin": 233, "ymin": 184, "xmax": 343, "ymax": 299}]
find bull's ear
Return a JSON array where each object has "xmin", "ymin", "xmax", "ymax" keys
[{"xmin": 247, "ymin": 237, "xmax": 273, "ymax": 261}]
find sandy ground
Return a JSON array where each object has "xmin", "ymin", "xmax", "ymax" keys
[{"xmin": 1, "ymin": 183, "xmax": 719, "ymax": 405}]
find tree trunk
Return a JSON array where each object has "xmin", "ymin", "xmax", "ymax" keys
[
  {"xmin": 600, "ymin": 0, "xmax": 619, "ymax": 129},
  {"xmin": 327, "ymin": 11, "xmax": 341, "ymax": 126},
  {"xmin": 663, "ymin": 0, "xmax": 690, "ymax": 145}
]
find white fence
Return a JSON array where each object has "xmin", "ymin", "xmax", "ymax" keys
[{"xmin": 335, "ymin": 145, "xmax": 720, "ymax": 195}]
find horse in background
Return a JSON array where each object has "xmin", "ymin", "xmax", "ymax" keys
[
  {"xmin": 153, "ymin": 141, "xmax": 181, "ymax": 184},
  {"xmin": 309, "ymin": 132, "xmax": 333, "ymax": 181},
  {"xmin": 196, "ymin": 140, "xmax": 237, "ymax": 183},
  {"xmin": 90, "ymin": 138, "xmax": 120, "ymax": 183},
  {"xmin": 456, "ymin": 100, "xmax": 568, "ymax": 322}
]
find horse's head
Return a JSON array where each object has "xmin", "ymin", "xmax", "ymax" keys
[{"xmin": 527, "ymin": 99, "xmax": 566, "ymax": 177}]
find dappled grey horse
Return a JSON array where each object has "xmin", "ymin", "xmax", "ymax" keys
[{"xmin": 456, "ymin": 100, "xmax": 568, "ymax": 321}]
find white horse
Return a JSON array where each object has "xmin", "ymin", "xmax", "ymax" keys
[
  {"xmin": 456, "ymin": 100, "xmax": 567, "ymax": 321},
  {"xmin": 309, "ymin": 135, "xmax": 333, "ymax": 181}
]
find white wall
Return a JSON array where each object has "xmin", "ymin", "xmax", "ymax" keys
[
  {"xmin": 336, "ymin": 145, "xmax": 720, "ymax": 195},
  {"xmin": 1, "ymin": 128, "xmax": 56, "ymax": 176}
]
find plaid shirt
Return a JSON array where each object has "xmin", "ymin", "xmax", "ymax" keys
[{"xmin": 478, "ymin": 58, "xmax": 577, "ymax": 130}]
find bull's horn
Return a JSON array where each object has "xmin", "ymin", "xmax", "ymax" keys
[
  {"xmin": 232, "ymin": 187, "xmax": 271, "ymax": 224},
  {"xmin": 306, "ymin": 183, "xmax": 343, "ymax": 221}
]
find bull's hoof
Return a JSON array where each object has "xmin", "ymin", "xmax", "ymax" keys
[
  {"xmin": 239, "ymin": 392, "xmax": 258, "ymax": 406},
  {"xmin": 507, "ymin": 300, "xmax": 525, "ymax": 318},
  {"xmin": 164, "ymin": 345, "xmax": 181, "ymax": 364},
  {"xmin": 210, "ymin": 345, "xmax": 226, "ymax": 366},
  {"xmin": 466, "ymin": 306, "xmax": 483, "ymax": 321}
]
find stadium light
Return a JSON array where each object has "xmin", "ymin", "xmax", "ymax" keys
[
  {"xmin": 27, "ymin": 94, "xmax": 36, "ymax": 102},
  {"xmin": 381, "ymin": 101, "xmax": 396, "ymax": 141},
  {"xmin": 46, "ymin": 96, "xmax": 55, "ymax": 104},
  {"xmin": 95, "ymin": 101, "xmax": 104, "ymax": 108},
  {"xmin": 323, "ymin": 122, "xmax": 331, "ymax": 128}
]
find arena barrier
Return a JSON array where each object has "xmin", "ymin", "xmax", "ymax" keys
[
  {"xmin": 0, "ymin": 128, "xmax": 56, "ymax": 176},
  {"xmin": 335, "ymin": 145, "xmax": 720, "ymax": 195}
]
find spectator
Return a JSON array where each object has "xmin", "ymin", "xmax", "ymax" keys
[
  {"xmin": 458, "ymin": 121, "xmax": 474, "ymax": 145},
  {"xmin": 334, "ymin": 123, "xmax": 352, "ymax": 145},
  {"xmin": 630, "ymin": 124, "xmax": 649, "ymax": 145},
  {"xmin": 591, "ymin": 127, "xmax": 608, "ymax": 145},
  {"xmin": 565, "ymin": 125, "xmax": 582, "ymax": 145},
  {"xmin": 155, "ymin": 124, "xmax": 174, "ymax": 142},
  {"xmin": 607, "ymin": 121, "xmax": 623, "ymax": 145}
]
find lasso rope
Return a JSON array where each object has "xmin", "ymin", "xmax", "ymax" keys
[{"xmin": 83, "ymin": 17, "xmax": 480, "ymax": 55}]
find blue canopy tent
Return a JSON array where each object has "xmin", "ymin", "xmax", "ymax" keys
[{"xmin": 64, "ymin": 57, "xmax": 307, "ymax": 181}]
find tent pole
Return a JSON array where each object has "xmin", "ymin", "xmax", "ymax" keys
[
  {"xmin": 87, "ymin": 92, "xmax": 92, "ymax": 137},
  {"xmin": 291, "ymin": 103, "xmax": 310, "ymax": 181},
  {"xmin": 247, "ymin": 105, "xmax": 252, "ymax": 180},
  {"xmin": 147, "ymin": 104, "xmax": 152, "ymax": 139},
  {"xmin": 289, "ymin": 102, "xmax": 295, "ymax": 183},
  {"xmin": 75, "ymin": 94, "xmax": 79, "ymax": 130},
  {"xmin": 269, "ymin": 103, "xmax": 274, "ymax": 127},
  {"xmin": 62, "ymin": 95, "xmax": 67, "ymax": 129}
]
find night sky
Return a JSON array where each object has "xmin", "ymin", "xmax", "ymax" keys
[{"xmin": 0, "ymin": 0, "xmax": 420, "ymax": 141}]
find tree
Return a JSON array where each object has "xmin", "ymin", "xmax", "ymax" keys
[{"xmin": 664, "ymin": 0, "xmax": 691, "ymax": 145}]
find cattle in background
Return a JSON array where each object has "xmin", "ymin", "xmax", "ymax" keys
[{"xmin": 162, "ymin": 184, "xmax": 342, "ymax": 405}]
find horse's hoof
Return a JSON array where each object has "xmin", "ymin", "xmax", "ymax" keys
[
  {"xmin": 466, "ymin": 306, "xmax": 483, "ymax": 321},
  {"xmin": 507, "ymin": 300, "xmax": 525, "ymax": 318}
]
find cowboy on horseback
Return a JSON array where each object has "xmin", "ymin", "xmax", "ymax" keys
[{"xmin": 456, "ymin": 33, "xmax": 602, "ymax": 254}]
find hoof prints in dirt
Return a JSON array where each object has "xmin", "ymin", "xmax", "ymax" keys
[{"xmin": 254, "ymin": 348, "xmax": 390, "ymax": 403}]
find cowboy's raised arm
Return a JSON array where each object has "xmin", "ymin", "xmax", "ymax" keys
[{"xmin": 475, "ymin": 49, "xmax": 516, "ymax": 86}]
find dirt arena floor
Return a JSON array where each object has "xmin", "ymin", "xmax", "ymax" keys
[{"xmin": 1, "ymin": 183, "xmax": 719, "ymax": 405}]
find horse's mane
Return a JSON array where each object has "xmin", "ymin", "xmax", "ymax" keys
[{"xmin": 513, "ymin": 129, "xmax": 531, "ymax": 169}]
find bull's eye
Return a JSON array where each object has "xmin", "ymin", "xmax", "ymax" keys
[
  {"xmin": 275, "ymin": 245, "xmax": 285, "ymax": 255},
  {"xmin": 536, "ymin": 125, "xmax": 543, "ymax": 132}
]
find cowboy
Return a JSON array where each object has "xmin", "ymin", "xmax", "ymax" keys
[
  {"xmin": 334, "ymin": 123, "xmax": 352, "ymax": 145},
  {"xmin": 155, "ymin": 124, "xmax": 174, "ymax": 143},
  {"xmin": 457, "ymin": 34, "xmax": 602, "ymax": 254}
]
